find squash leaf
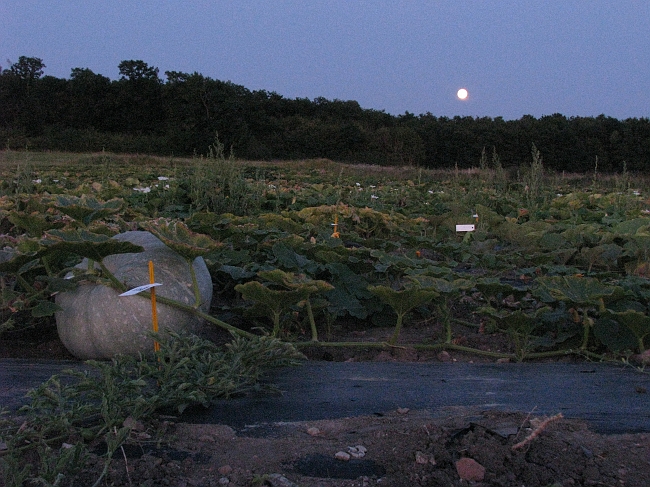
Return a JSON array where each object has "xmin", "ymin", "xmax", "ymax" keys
[
  {"xmin": 140, "ymin": 219, "xmax": 222, "ymax": 260},
  {"xmin": 535, "ymin": 276, "xmax": 619, "ymax": 306},
  {"xmin": 42, "ymin": 229, "xmax": 144, "ymax": 261},
  {"xmin": 55, "ymin": 195, "xmax": 123, "ymax": 227}
]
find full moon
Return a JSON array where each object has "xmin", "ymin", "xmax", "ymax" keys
[{"xmin": 457, "ymin": 88, "xmax": 468, "ymax": 100}]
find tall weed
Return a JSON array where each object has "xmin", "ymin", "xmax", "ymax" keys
[
  {"xmin": 524, "ymin": 143, "xmax": 544, "ymax": 207},
  {"xmin": 188, "ymin": 134, "xmax": 264, "ymax": 215}
]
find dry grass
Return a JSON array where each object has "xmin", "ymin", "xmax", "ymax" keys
[{"xmin": 2, "ymin": 150, "xmax": 649, "ymax": 192}]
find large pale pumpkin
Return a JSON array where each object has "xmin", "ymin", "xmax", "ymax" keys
[{"xmin": 56, "ymin": 231, "xmax": 212, "ymax": 359}]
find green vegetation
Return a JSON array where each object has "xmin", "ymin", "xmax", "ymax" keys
[
  {"xmin": 1, "ymin": 147, "xmax": 650, "ymax": 484},
  {"xmin": 0, "ymin": 332, "xmax": 303, "ymax": 486},
  {"xmin": 2, "ymin": 148, "xmax": 649, "ymax": 359}
]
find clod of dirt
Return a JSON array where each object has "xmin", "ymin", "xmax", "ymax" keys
[
  {"xmin": 437, "ymin": 350, "xmax": 452, "ymax": 362},
  {"xmin": 306, "ymin": 427, "xmax": 321, "ymax": 436},
  {"xmin": 347, "ymin": 445, "xmax": 367, "ymax": 458},
  {"xmin": 455, "ymin": 457, "xmax": 486, "ymax": 481},
  {"xmin": 415, "ymin": 450, "xmax": 436, "ymax": 465},
  {"xmin": 335, "ymin": 451, "xmax": 351, "ymax": 461}
]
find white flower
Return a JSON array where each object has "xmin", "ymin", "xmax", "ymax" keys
[
  {"xmin": 32, "ymin": 179, "xmax": 42, "ymax": 184},
  {"xmin": 371, "ymin": 195, "xmax": 379, "ymax": 200},
  {"xmin": 428, "ymin": 190, "xmax": 434, "ymax": 194},
  {"xmin": 133, "ymin": 186, "xmax": 151, "ymax": 193},
  {"xmin": 157, "ymin": 176, "xmax": 169, "ymax": 181},
  {"xmin": 355, "ymin": 182, "xmax": 361, "ymax": 186}
]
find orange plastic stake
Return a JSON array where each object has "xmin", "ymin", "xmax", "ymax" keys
[
  {"xmin": 331, "ymin": 214, "xmax": 340, "ymax": 238},
  {"xmin": 149, "ymin": 260, "xmax": 160, "ymax": 352}
]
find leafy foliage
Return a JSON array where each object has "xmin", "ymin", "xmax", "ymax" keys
[
  {"xmin": 368, "ymin": 283, "xmax": 438, "ymax": 345},
  {"xmin": 41, "ymin": 228, "xmax": 143, "ymax": 261},
  {"xmin": 0, "ymin": 154, "xmax": 649, "ymax": 361},
  {"xmin": 139, "ymin": 218, "xmax": 222, "ymax": 260},
  {"xmin": 0, "ymin": 332, "xmax": 303, "ymax": 485},
  {"xmin": 53, "ymin": 195, "xmax": 123, "ymax": 227}
]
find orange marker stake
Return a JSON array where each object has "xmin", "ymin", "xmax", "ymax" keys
[
  {"xmin": 149, "ymin": 260, "xmax": 160, "ymax": 352},
  {"xmin": 331, "ymin": 214, "xmax": 340, "ymax": 238}
]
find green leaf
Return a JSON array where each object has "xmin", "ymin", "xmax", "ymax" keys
[
  {"xmin": 326, "ymin": 287, "xmax": 369, "ymax": 319},
  {"xmin": 271, "ymin": 241, "xmax": 318, "ymax": 274},
  {"xmin": 140, "ymin": 219, "xmax": 222, "ymax": 260},
  {"xmin": 219, "ymin": 265, "xmax": 257, "ymax": 281},
  {"xmin": 601, "ymin": 309, "xmax": 650, "ymax": 352},
  {"xmin": 497, "ymin": 307, "xmax": 550, "ymax": 335},
  {"xmin": 368, "ymin": 285, "xmax": 438, "ymax": 317},
  {"xmin": 0, "ymin": 246, "xmax": 46, "ymax": 273},
  {"xmin": 613, "ymin": 218, "xmax": 650, "ymax": 235},
  {"xmin": 579, "ymin": 244, "xmax": 623, "ymax": 272},
  {"xmin": 17, "ymin": 258, "xmax": 42, "ymax": 275},
  {"xmin": 537, "ymin": 232, "xmax": 569, "ymax": 251},
  {"xmin": 8, "ymin": 210, "xmax": 65, "ymax": 237},
  {"xmin": 535, "ymin": 276, "xmax": 619, "ymax": 305},
  {"xmin": 476, "ymin": 277, "xmax": 529, "ymax": 301},
  {"xmin": 325, "ymin": 262, "xmax": 375, "ymax": 318},
  {"xmin": 31, "ymin": 300, "xmax": 63, "ymax": 317},
  {"xmin": 368, "ymin": 283, "xmax": 438, "ymax": 345},
  {"xmin": 257, "ymin": 269, "xmax": 334, "ymax": 294},
  {"xmin": 235, "ymin": 281, "xmax": 305, "ymax": 309},
  {"xmin": 593, "ymin": 315, "xmax": 639, "ymax": 352},
  {"xmin": 409, "ymin": 276, "xmax": 474, "ymax": 295},
  {"xmin": 42, "ymin": 229, "xmax": 144, "ymax": 261},
  {"xmin": 55, "ymin": 195, "xmax": 123, "ymax": 226},
  {"xmin": 35, "ymin": 275, "xmax": 79, "ymax": 293}
]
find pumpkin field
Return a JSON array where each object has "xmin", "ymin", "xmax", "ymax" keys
[
  {"xmin": 1, "ymin": 147, "xmax": 649, "ymax": 364},
  {"xmin": 2, "ymin": 147, "xmax": 650, "ymax": 486}
]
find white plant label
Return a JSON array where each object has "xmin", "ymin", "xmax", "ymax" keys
[
  {"xmin": 119, "ymin": 283, "xmax": 162, "ymax": 296},
  {"xmin": 456, "ymin": 224, "xmax": 475, "ymax": 232}
]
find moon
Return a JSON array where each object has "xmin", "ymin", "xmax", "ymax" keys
[{"xmin": 457, "ymin": 88, "xmax": 468, "ymax": 100}]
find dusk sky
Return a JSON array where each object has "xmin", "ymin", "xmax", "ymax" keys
[{"xmin": 2, "ymin": 1, "xmax": 649, "ymax": 120}]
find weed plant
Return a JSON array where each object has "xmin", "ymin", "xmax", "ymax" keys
[
  {"xmin": 524, "ymin": 143, "xmax": 545, "ymax": 208},
  {"xmin": 188, "ymin": 134, "xmax": 264, "ymax": 215},
  {"xmin": 0, "ymin": 332, "xmax": 303, "ymax": 486}
]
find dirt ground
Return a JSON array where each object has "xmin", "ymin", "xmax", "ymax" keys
[{"xmin": 2, "ymin": 322, "xmax": 650, "ymax": 486}]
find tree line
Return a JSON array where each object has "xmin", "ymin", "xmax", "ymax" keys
[{"xmin": 1, "ymin": 56, "xmax": 649, "ymax": 172}]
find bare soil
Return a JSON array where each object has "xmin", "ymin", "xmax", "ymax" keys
[{"xmin": 2, "ymin": 322, "xmax": 650, "ymax": 486}]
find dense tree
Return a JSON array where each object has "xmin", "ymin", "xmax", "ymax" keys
[
  {"xmin": 1, "ymin": 56, "xmax": 649, "ymax": 173},
  {"xmin": 67, "ymin": 68, "xmax": 114, "ymax": 131},
  {"xmin": 115, "ymin": 60, "xmax": 163, "ymax": 134},
  {"xmin": 9, "ymin": 56, "xmax": 46, "ymax": 82}
]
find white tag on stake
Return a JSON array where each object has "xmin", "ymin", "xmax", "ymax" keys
[
  {"xmin": 119, "ymin": 283, "xmax": 162, "ymax": 296},
  {"xmin": 455, "ymin": 224, "xmax": 475, "ymax": 232}
]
